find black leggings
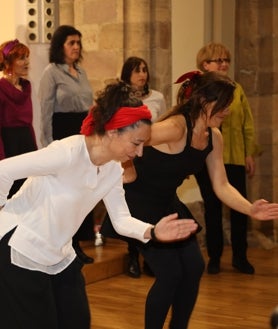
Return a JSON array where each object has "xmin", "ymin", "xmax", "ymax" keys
[
  {"xmin": 139, "ymin": 236, "xmax": 204, "ymax": 329},
  {"xmin": 0, "ymin": 230, "xmax": 90, "ymax": 329}
]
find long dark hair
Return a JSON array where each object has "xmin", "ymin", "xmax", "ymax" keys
[
  {"xmin": 159, "ymin": 71, "xmax": 235, "ymax": 126},
  {"xmin": 49, "ymin": 25, "xmax": 83, "ymax": 64}
]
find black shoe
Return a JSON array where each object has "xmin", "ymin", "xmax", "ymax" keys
[
  {"xmin": 143, "ymin": 261, "xmax": 155, "ymax": 277},
  {"xmin": 207, "ymin": 259, "xmax": 220, "ymax": 274},
  {"xmin": 127, "ymin": 256, "xmax": 141, "ymax": 278},
  {"xmin": 74, "ymin": 244, "xmax": 94, "ymax": 264},
  {"xmin": 232, "ymin": 258, "xmax": 255, "ymax": 274}
]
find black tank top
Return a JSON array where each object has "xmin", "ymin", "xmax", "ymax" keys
[{"xmin": 121, "ymin": 113, "xmax": 213, "ymax": 227}]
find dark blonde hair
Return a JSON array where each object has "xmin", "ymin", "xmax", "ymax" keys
[{"xmin": 196, "ymin": 42, "xmax": 231, "ymax": 72}]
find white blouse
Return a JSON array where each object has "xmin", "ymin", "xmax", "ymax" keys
[
  {"xmin": 143, "ymin": 89, "xmax": 167, "ymax": 122},
  {"xmin": 0, "ymin": 135, "xmax": 151, "ymax": 274}
]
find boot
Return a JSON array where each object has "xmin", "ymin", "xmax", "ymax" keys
[
  {"xmin": 127, "ymin": 254, "xmax": 141, "ymax": 278},
  {"xmin": 207, "ymin": 258, "xmax": 220, "ymax": 274},
  {"xmin": 232, "ymin": 257, "xmax": 254, "ymax": 274}
]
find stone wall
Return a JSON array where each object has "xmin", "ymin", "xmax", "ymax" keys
[
  {"xmin": 59, "ymin": 0, "xmax": 172, "ymax": 107},
  {"xmin": 235, "ymin": 0, "xmax": 278, "ymax": 243}
]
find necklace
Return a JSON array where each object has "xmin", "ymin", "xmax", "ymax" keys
[
  {"xmin": 133, "ymin": 88, "xmax": 149, "ymax": 99},
  {"xmin": 3, "ymin": 75, "xmax": 22, "ymax": 90}
]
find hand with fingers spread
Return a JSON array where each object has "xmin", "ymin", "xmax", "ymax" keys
[
  {"xmin": 152, "ymin": 213, "xmax": 198, "ymax": 242},
  {"xmin": 250, "ymin": 199, "xmax": 278, "ymax": 220}
]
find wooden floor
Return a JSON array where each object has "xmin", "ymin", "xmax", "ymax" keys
[{"xmin": 81, "ymin": 239, "xmax": 278, "ymax": 329}]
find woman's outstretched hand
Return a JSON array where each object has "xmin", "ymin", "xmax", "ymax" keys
[
  {"xmin": 152, "ymin": 213, "xmax": 198, "ymax": 242},
  {"xmin": 251, "ymin": 199, "xmax": 278, "ymax": 220}
]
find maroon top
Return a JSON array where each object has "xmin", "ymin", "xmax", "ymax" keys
[{"xmin": 0, "ymin": 77, "xmax": 37, "ymax": 159}]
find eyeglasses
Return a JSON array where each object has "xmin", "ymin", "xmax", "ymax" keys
[{"xmin": 207, "ymin": 58, "xmax": 231, "ymax": 65}]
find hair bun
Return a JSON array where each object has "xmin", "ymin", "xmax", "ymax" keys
[{"xmin": 174, "ymin": 70, "xmax": 201, "ymax": 84}]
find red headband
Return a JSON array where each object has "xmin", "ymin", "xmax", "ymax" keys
[
  {"xmin": 3, "ymin": 39, "xmax": 19, "ymax": 58},
  {"xmin": 80, "ymin": 105, "xmax": 152, "ymax": 136}
]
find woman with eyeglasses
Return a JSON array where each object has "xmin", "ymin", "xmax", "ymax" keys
[{"xmin": 193, "ymin": 42, "xmax": 260, "ymax": 275}]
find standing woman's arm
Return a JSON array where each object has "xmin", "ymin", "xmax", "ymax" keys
[{"xmin": 38, "ymin": 65, "xmax": 57, "ymax": 147}]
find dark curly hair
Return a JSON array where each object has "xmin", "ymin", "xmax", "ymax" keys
[{"xmin": 92, "ymin": 80, "xmax": 151, "ymax": 135}]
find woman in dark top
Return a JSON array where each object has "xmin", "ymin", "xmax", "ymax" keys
[{"xmin": 102, "ymin": 71, "xmax": 278, "ymax": 329}]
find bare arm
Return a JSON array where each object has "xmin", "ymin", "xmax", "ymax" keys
[
  {"xmin": 122, "ymin": 160, "xmax": 137, "ymax": 183},
  {"xmin": 145, "ymin": 115, "xmax": 186, "ymax": 147},
  {"xmin": 206, "ymin": 129, "xmax": 278, "ymax": 220},
  {"xmin": 122, "ymin": 115, "xmax": 187, "ymax": 183},
  {"xmin": 245, "ymin": 155, "xmax": 255, "ymax": 178}
]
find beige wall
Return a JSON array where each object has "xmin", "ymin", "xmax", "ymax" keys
[
  {"xmin": 0, "ymin": 0, "xmax": 16, "ymax": 41},
  {"xmin": 172, "ymin": 0, "xmax": 235, "ymax": 202}
]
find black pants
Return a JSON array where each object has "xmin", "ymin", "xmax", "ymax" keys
[
  {"xmin": 140, "ymin": 237, "xmax": 204, "ymax": 329},
  {"xmin": 2, "ymin": 126, "xmax": 37, "ymax": 199},
  {"xmin": 0, "ymin": 230, "xmax": 90, "ymax": 329},
  {"xmin": 194, "ymin": 164, "xmax": 248, "ymax": 261}
]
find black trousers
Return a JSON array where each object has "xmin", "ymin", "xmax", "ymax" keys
[
  {"xmin": 140, "ymin": 236, "xmax": 204, "ymax": 329},
  {"xmin": 194, "ymin": 164, "xmax": 248, "ymax": 261},
  {"xmin": 0, "ymin": 230, "xmax": 90, "ymax": 329},
  {"xmin": 2, "ymin": 126, "xmax": 37, "ymax": 199}
]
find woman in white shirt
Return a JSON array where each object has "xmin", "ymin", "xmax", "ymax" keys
[
  {"xmin": 0, "ymin": 81, "xmax": 198, "ymax": 329},
  {"xmin": 120, "ymin": 56, "xmax": 167, "ymax": 277},
  {"xmin": 121, "ymin": 56, "xmax": 167, "ymax": 122}
]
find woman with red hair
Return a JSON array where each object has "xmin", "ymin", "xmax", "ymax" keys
[{"xmin": 0, "ymin": 39, "xmax": 37, "ymax": 197}]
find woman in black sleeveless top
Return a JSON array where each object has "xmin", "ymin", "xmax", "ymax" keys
[{"xmin": 102, "ymin": 71, "xmax": 278, "ymax": 329}]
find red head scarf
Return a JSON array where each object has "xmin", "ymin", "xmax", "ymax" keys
[
  {"xmin": 174, "ymin": 70, "xmax": 202, "ymax": 99},
  {"xmin": 80, "ymin": 105, "xmax": 152, "ymax": 136}
]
